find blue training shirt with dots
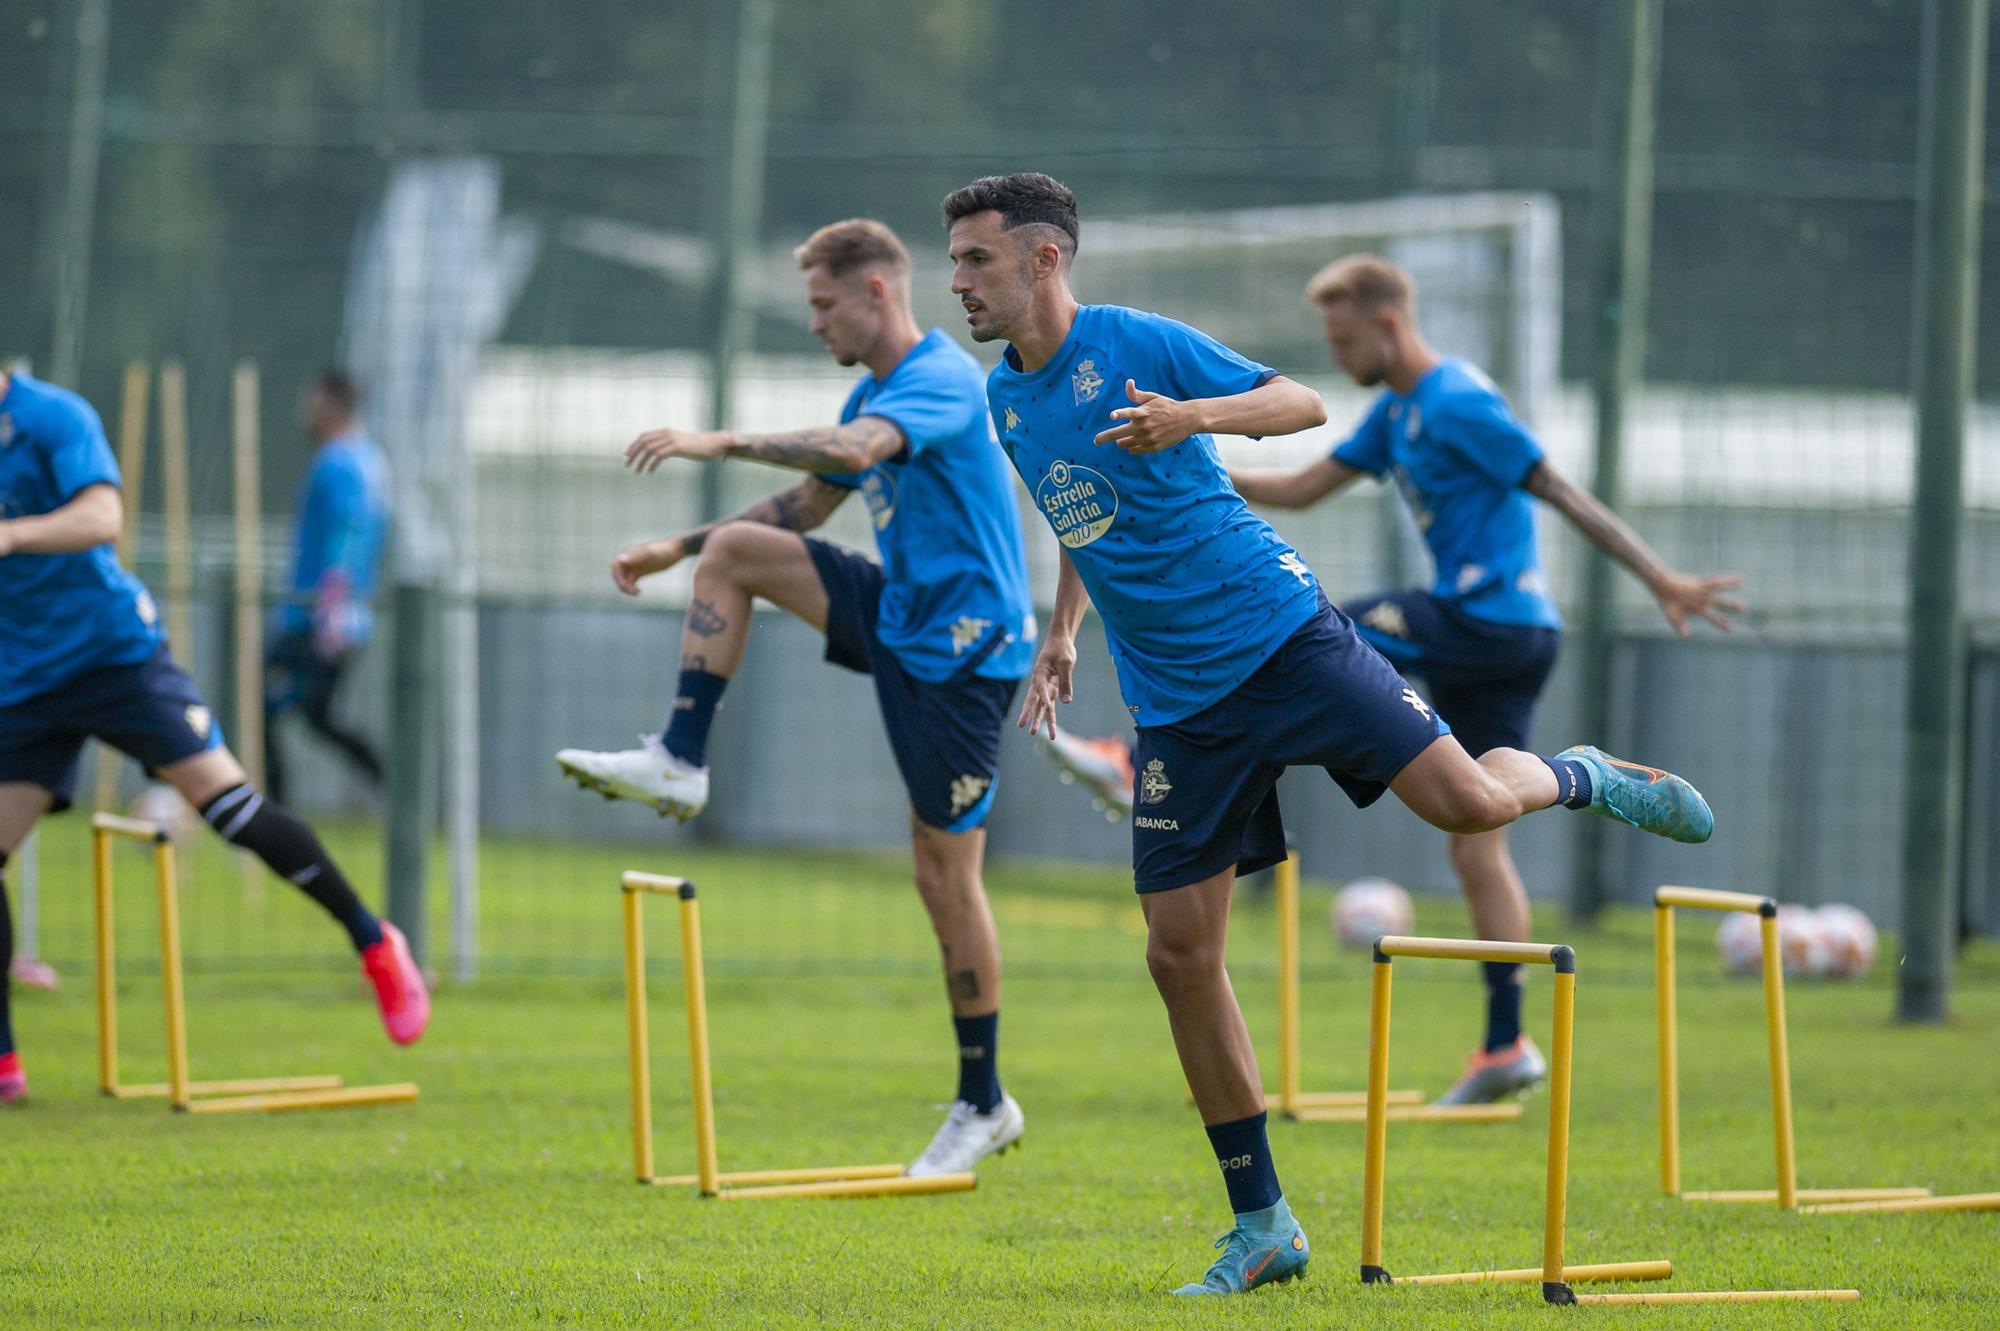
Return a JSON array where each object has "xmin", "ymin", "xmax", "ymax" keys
[{"xmin": 987, "ymin": 305, "xmax": 1321, "ymax": 726}]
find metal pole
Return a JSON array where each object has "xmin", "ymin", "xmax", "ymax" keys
[
  {"xmin": 1571, "ymin": 0, "xmax": 1662, "ymax": 921},
  {"xmin": 699, "ymin": 0, "xmax": 775, "ymax": 523},
  {"xmin": 384, "ymin": 582, "xmax": 438, "ymax": 967},
  {"xmin": 1898, "ymin": 0, "xmax": 1987, "ymax": 1024},
  {"xmin": 48, "ymin": 0, "xmax": 108, "ymax": 388}
]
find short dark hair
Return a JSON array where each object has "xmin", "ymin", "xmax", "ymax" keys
[
  {"xmin": 940, "ymin": 172, "xmax": 1079, "ymax": 258},
  {"xmin": 314, "ymin": 369, "xmax": 361, "ymax": 416}
]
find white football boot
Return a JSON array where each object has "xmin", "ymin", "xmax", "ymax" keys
[
  {"xmin": 555, "ymin": 734, "xmax": 709, "ymax": 821},
  {"xmin": 905, "ymin": 1093, "xmax": 1025, "ymax": 1177}
]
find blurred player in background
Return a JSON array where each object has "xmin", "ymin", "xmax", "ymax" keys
[
  {"xmin": 556, "ymin": 219, "xmax": 1036, "ymax": 1177},
  {"xmin": 1228, "ymin": 254, "xmax": 1741, "ymax": 1103},
  {"xmin": 0, "ymin": 369, "xmax": 428, "ymax": 1103},
  {"xmin": 264, "ymin": 369, "xmax": 389, "ymax": 806},
  {"xmin": 946, "ymin": 171, "xmax": 1716, "ymax": 1296}
]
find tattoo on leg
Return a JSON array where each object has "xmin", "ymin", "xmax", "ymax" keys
[
  {"xmin": 682, "ymin": 654, "xmax": 708, "ymax": 672},
  {"xmin": 687, "ymin": 598, "xmax": 726, "ymax": 638},
  {"xmin": 947, "ymin": 969, "xmax": 981, "ymax": 1001}
]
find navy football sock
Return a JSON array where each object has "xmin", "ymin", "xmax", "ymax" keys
[
  {"xmin": 0, "ymin": 851, "xmax": 13, "ymax": 1056},
  {"xmin": 1542, "ymin": 755, "xmax": 1594, "ymax": 809},
  {"xmin": 953, "ymin": 1011, "xmax": 1002, "ymax": 1113},
  {"xmin": 200, "ymin": 785, "xmax": 383, "ymax": 950},
  {"xmin": 1205, "ymin": 1111, "xmax": 1283, "ymax": 1215},
  {"xmin": 1482, "ymin": 961, "xmax": 1524, "ymax": 1052},
  {"xmin": 662, "ymin": 670, "xmax": 730, "ymax": 767}
]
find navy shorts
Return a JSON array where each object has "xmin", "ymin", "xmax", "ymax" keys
[
  {"xmin": 1341, "ymin": 589, "xmax": 1560, "ymax": 758},
  {"xmin": 806, "ymin": 538, "xmax": 1021, "ymax": 834},
  {"xmin": 1131, "ymin": 596, "xmax": 1451, "ymax": 894},
  {"xmin": 0, "ymin": 646, "xmax": 225, "ymax": 812}
]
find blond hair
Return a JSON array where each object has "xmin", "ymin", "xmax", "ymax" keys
[
  {"xmin": 794, "ymin": 218, "xmax": 910, "ymax": 280},
  {"xmin": 1303, "ymin": 253, "xmax": 1414, "ymax": 313}
]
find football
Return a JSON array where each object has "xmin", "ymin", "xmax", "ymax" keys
[{"xmin": 1331, "ymin": 877, "xmax": 1415, "ymax": 950}]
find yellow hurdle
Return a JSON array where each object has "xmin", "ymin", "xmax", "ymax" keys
[
  {"xmin": 621, "ymin": 871, "xmax": 974, "ymax": 1201},
  {"xmin": 1222, "ymin": 854, "xmax": 1504, "ymax": 1119},
  {"xmin": 1359, "ymin": 933, "xmax": 1858, "ymax": 1307},
  {"xmin": 92, "ymin": 813, "xmax": 419, "ymax": 1114},
  {"xmin": 1653, "ymin": 885, "xmax": 1929, "ymax": 1210}
]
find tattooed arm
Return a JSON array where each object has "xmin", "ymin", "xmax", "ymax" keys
[
  {"xmin": 1523, "ymin": 460, "xmax": 1744, "ymax": 637},
  {"xmin": 609, "ymin": 476, "xmax": 850, "ymax": 596},
  {"xmin": 624, "ymin": 416, "xmax": 907, "ymax": 476}
]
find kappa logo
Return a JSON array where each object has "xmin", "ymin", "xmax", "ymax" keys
[
  {"xmin": 1003, "ymin": 406, "xmax": 1020, "ymax": 432},
  {"xmin": 1362, "ymin": 602, "xmax": 1411, "ymax": 639},
  {"xmin": 1277, "ymin": 551, "xmax": 1312, "ymax": 586},
  {"xmin": 948, "ymin": 615, "xmax": 994, "ymax": 655},
  {"xmin": 949, "ymin": 774, "xmax": 992, "ymax": 816},
  {"xmin": 1138, "ymin": 758, "xmax": 1172, "ymax": 805},
  {"xmin": 1456, "ymin": 563, "xmax": 1487, "ymax": 593},
  {"xmin": 184, "ymin": 705, "xmax": 212, "ymax": 739},
  {"xmin": 1400, "ymin": 688, "xmax": 1431, "ymax": 719},
  {"xmin": 1071, "ymin": 358, "xmax": 1104, "ymax": 405}
]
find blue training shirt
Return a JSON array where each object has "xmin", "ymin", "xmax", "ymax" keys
[
  {"xmin": 0, "ymin": 373, "xmax": 164, "ymax": 707},
  {"xmin": 824, "ymin": 328, "xmax": 1037, "ymax": 683},
  {"xmin": 988, "ymin": 305, "xmax": 1321, "ymax": 726},
  {"xmin": 1333, "ymin": 358, "xmax": 1561, "ymax": 630},
  {"xmin": 277, "ymin": 430, "xmax": 391, "ymax": 643}
]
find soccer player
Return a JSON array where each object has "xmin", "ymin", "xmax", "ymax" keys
[
  {"xmin": 943, "ymin": 172, "xmax": 1714, "ymax": 1295},
  {"xmin": 264, "ymin": 370, "xmax": 390, "ymax": 805},
  {"xmin": 555, "ymin": 219, "xmax": 1035, "ymax": 1176},
  {"xmin": 1229, "ymin": 254, "xmax": 1741, "ymax": 1104},
  {"xmin": 0, "ymin": 369, "xmax": 429, "ymax": 1104}
]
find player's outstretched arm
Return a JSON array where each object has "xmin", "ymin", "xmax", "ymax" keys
[
  {"xmin": 625, "ymin": 417, "xmax": 905, "ymax": 475},
  {"xmin": 1229, "ymin": 456, "xmax": 1363, "ymax": 509},
  {"xmin": 1524, "ymin": 461, "xmax": 1745, "ymax": 637},
  {"xmin": 609, "ymin": 477, "xmax": 850, "ymax": 596},
  {"xmin": 1019, "ymin": 549, "xmax": 1090, "ymax": 739},
  {"xmin": 1095, "ymin": 376, "xmax": 1326, "ymax": 455},
  {"xmin": 0, "ymin": 482, "xmax": 121, "ymax": 557}
]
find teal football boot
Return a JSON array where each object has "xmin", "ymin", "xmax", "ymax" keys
[
  {"xmin": 1172, "ymin": 1213, "xmax": 1309, "ymax": 1296},
  {"xmin": 1557, "ymin": 745, "xmax": 1714, "ymax": 844}
]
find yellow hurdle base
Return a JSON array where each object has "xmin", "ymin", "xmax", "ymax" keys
[
  {"xmin": 1681, "ymin": 1186, "xmax": 1931, "ymax": 1204},
  {"xmin": 1296, "ymin": 1102, "xmax": 1523, "ymax": 1124},
  {"xmin": 108, "ymin": 1074, "xmax": 345, "ymax": 1099},
  {"xmin": 1798, "ymin": 1192, "xmax": 2000, "ymax": 1215},
  {"xmin": 1572, "ymin": 1289, "xmax": 1861, "ymax": 1306},
  {"xmin": 653, "ymin": 1164, "xmax": 907, "ymax": 1188},
  {"xmin": 712, "ymin": 1172, "xmax": 976, "ymax": 1201},
  {"xmin": 1283, "ymin": 1089, "xmax": 1424, "ymax": 1110},
  {"xmin": 181, "ymin": 1083, "xmax": 419, "ymax": 1114},
  {"xmin": 1397, "ymin": 1259, "xmax": 1672, "ymax": 1286}
]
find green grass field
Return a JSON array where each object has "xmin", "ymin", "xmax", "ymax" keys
[{"xmin": 7, "ymin": 832, "xmax": 2000, "ymax": 1328}]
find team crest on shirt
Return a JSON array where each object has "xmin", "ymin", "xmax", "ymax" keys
[
  {"xmin": 184, "ymin": 705, "xmax": 212, "ymax": 739},
  {"xmin": 860, "ymin": 470, "xmax": 896, "ymax": 530},
  {"xmin": 1035, "ymin": 459, "xmax": 1118, "ymax": 548},
  {"xmin": 1404, "ymin": 405, "xmax": 1423, "ymax": 440},
  {"xmin": 1071, "ymin": 359, "xmax": 1104, "ymax": 405},
  {"xmin": 949, "ymin": 774, "xmax": 992, "ymax": 816},
  {"xmin": 1139, "ymin": 758, "xmax": 1172, "ymax": 806},
  {"xmin": 1003, "ymin": 406, "xmax": 1020, "ymax": 432},
  {"xmin": 949, "ymin": 616, "xmax": 994, "ymax": 655}
]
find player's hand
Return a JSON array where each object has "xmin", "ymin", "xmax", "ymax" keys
[
  {"xmin": 611, "ymin": 538, "xmax": 685, "ymax": 596},
  {"xmin": 1018, "ymin": 634, "xmax": 1077, "ymax": 740},
  {"xmin": 1093, "ymin": 380, "xmax": 1204, "ymax": 455},
  {"xmin": 625, "ymin": 428, "xmax": 732, "ymax": 473},
  {"xmin": 1652, "ymin": 570, "xmax": 1745, "ymax": 636}
]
